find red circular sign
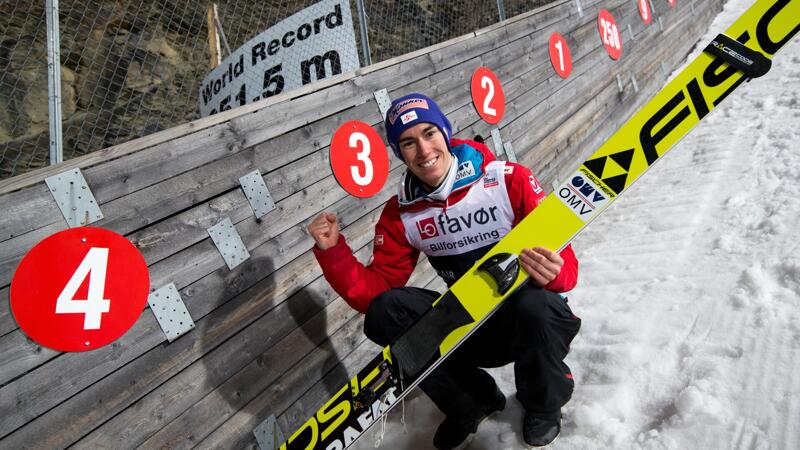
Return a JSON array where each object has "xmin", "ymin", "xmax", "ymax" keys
[
  {"xmin": 11, "ymin": 227, "xmax": 150, "ymax": 352},
  {"xmin": 470, "ymin": 66, "xmax": 505, "ymax": 124},
  {"xmin": 638, "ymin": 0, "xmax": 653, "ymax": 24},
  {"xmin": 330, "ymin": 121, "xmax": 389, "ymax": 198},
  {"xmin": 598, "ymin": 9, "xmax": 623, "ymax": 60},
  {"xmin": 548, "ymin": 32, "xmax": 573, "ymax": 79}
]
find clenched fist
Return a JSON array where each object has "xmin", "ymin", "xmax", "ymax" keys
[{"xmin": 308, "ymin": 212, "xmax": 340, "ymax": 250}]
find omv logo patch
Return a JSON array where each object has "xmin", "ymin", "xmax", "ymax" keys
[{"xmin": 555, "ymin": 173, "xmax": 610, "ymax": 222}]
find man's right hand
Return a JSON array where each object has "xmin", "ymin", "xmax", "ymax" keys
[{"xmin": 308, "ymin": 212, "xmax": 340, "ymax": 250}]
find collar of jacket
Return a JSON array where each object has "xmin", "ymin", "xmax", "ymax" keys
[{"xmin": 398, "ymin": 138, "xmax": 496, "ymax": 208}]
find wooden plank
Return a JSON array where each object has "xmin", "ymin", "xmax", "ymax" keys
[
  {"xmin": 0, "ymin": 142, "xmax": 445, "ymax": 440},
  {"xmin": 72, "ymin": 281, "xmax": 353, "ymax": 449},
  {"xmin": 1, "ymin": 241, "xmax": 363, "ymax": 449},
  {"xmin": 0, "ymin": 184, "xmax": 396, "ymax": 430},
  {"xmin": 0, "ymin": 0, "xmax": 608, "ymax": 289},
  {"xmin": 0, "ymin": 288, "xmax": 13, "ymax": 338},
  {"xmin": 0, "ymin": 8, "xmax": 588, "ymax": 292},
  {"xmin": 0, "ymin": 331, "xmax": 60, "ymax": 387},
  {"xmin": 137, "ymin": 304, "xmax": 364, "ymax": 449},
  {"xmin": 0, "ymin": 22, "xmax": 545, "ymax": 286},
  {"xmin": 0, "ymin": 0, "xmax": 596, "ymax": 249},
  {"xmin": 0, "ymin": 0, "xmax": 680, "ymax": 348}
]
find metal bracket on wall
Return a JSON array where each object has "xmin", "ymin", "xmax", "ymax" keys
[
  {"xmin": 631, "ymin": 74, "xmax": 640, "ymax": 93},
  {"xmin": 490, "ymin": 128, "xmax": 505, "ymax": 159},
  {"xmin": 503, "ymin": 142, "xmax": 518, "ymax": 163},
  {"xmin": 254, "ymin": 414, "xmax": 286, "ymax": 450},
  {"xmin": 660, "ymin": 60, "xmax": 669, "ymax": 79},
  {"xmin": 239, "ymin": 170, "xmax": 275, "ymax": 219},
  {"xmin": 374, "ymin": 89, "xmax": 392, "ymax": 121},
  {"xmin": 627, "ymin": 24, "xmax": 635, "ymax": 42},
  {"xmin": 148, "ymin": 283, "xmax": 195, "ymax": 342},
  {"xmin": 616, "ymin": 74, "xmax": 625, "ymax": 95},
  {"xmin": 208, "ymin": 217, "xmax": 250, "ymax": 270},
  {"xmin": 490, "ymin": 128, "xmax": 517, "ymax": 163},
  {"xmin": 45, "ymin": 168, "xmax": 103, "ymax": 227},
  {"xmin": 658, "ymin": 16, "xmax": 664, "ymax": 32},
  {"xmin": 574, "ymin": 0, "xmax": 584, "ymax": 17}
]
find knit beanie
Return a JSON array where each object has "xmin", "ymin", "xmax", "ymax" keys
[{"xmin": 384, "ymin": 93, "xmax": 452, "ymax": 160}]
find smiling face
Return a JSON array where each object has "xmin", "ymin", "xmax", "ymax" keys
[{"xmin": 398, "ymin": 123, "xmax": 453, "ymax": 189}]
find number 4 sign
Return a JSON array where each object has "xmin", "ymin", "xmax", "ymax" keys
[{"xmin": 11, "ymin": 227, "xmax": 150, "ymax": 352}]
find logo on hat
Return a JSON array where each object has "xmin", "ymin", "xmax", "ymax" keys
[
  {"xmin": 388, "ymin": 98, "xmax": 429, "ymax": 124},
  {"xmin": 400, "ymin": 110, "xmax": 418, "ymax": 124}
]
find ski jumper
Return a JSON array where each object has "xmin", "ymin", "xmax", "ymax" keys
[{"xmin": 313, "ymin": 139, "xmax": 581, "ymax": 420}]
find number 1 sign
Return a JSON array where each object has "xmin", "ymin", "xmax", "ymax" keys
[
  {"xmin": 549, "ymin": 32, "xmax": 573, "ymax": 78},
  {"xmin": 11, "ymin": 227, "xmax": 150, "ymax": 352}
]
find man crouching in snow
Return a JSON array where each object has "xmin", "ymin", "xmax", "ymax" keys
[{"xmin": 308, "ymin": 93, "xmax": 581, "ymax": 448}]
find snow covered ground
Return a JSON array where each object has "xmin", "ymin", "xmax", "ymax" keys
[{"xmin": 354, "ymin": 0, "xmax": 800, "ymax": 448}]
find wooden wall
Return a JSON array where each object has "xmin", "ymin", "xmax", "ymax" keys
[{"xmin": 0, "ymin": 0, "xmax": 722, "ymax": 447}]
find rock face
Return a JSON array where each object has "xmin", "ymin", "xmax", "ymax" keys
[{"xmin": 0, "ymin": 0, "xmax": 549, "ymax": 178}]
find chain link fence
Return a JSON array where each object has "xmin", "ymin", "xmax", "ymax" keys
[{"xmin": 0, "ymin": 0, "xmax": 551, "ymax": 180}]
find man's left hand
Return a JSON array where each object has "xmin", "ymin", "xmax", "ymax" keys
[{"xmin": 520, "ymin": 247, "xmax": 563, "ymax": 288}]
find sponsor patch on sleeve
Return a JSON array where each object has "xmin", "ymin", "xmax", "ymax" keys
[
  {"xmin": 529, "ymin": 175, "xmax": 543, "ymax": 194},
  {"xmin": 503, "ymin": 165, "xmax": 514, "ymax": 175},
  {"xmin": 374, "ymin": 234, "xmax": 385, "ymax": 246}
]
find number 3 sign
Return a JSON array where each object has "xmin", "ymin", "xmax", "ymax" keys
[
  {"xmin": 471, "ymin": 66, "xmax": 505, "ymax": 124},
  {"xmin": 330, "ymin": 121, "xmax": 389, "ymax": 198},
  {"xmin": 11, "ymin": 227, "xmax": 149, "ymax": 352}
]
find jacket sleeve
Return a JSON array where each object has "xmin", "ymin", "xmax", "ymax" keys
[
  {"xmin": 504, "ymin": 163, "xmax": 579, "ymax": 293},
  {"xmin": 312, "ymin": 198, "xmax": 420, "ymax": 313}
]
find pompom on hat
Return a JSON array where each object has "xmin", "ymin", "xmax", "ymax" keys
[{"xmin": 384, "ymin": 93, "xmax": 452, "ymax": 160}]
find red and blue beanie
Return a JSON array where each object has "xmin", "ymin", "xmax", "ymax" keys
[{"xmin": 384, "ymin": 93, "xmax": 453, "ymax": 159}]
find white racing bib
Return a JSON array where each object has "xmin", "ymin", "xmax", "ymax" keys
[{"xmin": 402, "ymin": 161, "xmax": 514, "ymax": 256}]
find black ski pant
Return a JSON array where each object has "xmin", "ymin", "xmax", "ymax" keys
[{"xmin": 363, "ymin": 284, "xmax": 581, "ymax": 421}]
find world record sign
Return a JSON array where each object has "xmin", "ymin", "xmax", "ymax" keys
[{"xmin": 198, "ymin": 0, "xmax": 360, "ymax": 117}]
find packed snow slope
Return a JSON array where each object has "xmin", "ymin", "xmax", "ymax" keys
[{"xmin": 353, "ymin": 0, "xmax": 800, "ymax": 448}]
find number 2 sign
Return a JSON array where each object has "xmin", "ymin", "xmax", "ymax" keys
[
  {"xmin": 471, "ymin": 66, "xmax": 505, "ymax": 124},
  {"xmin": 11, "ymin": 227, "xmax": 150, "ymax": 352},
  {"xmin": 330, "ymin": 121, "xmax": 389, "ymax": 198}
]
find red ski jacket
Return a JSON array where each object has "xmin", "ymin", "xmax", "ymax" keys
[{"xmin": 313, "ymin": 138, "xmax": 578, "ymax": 313}]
